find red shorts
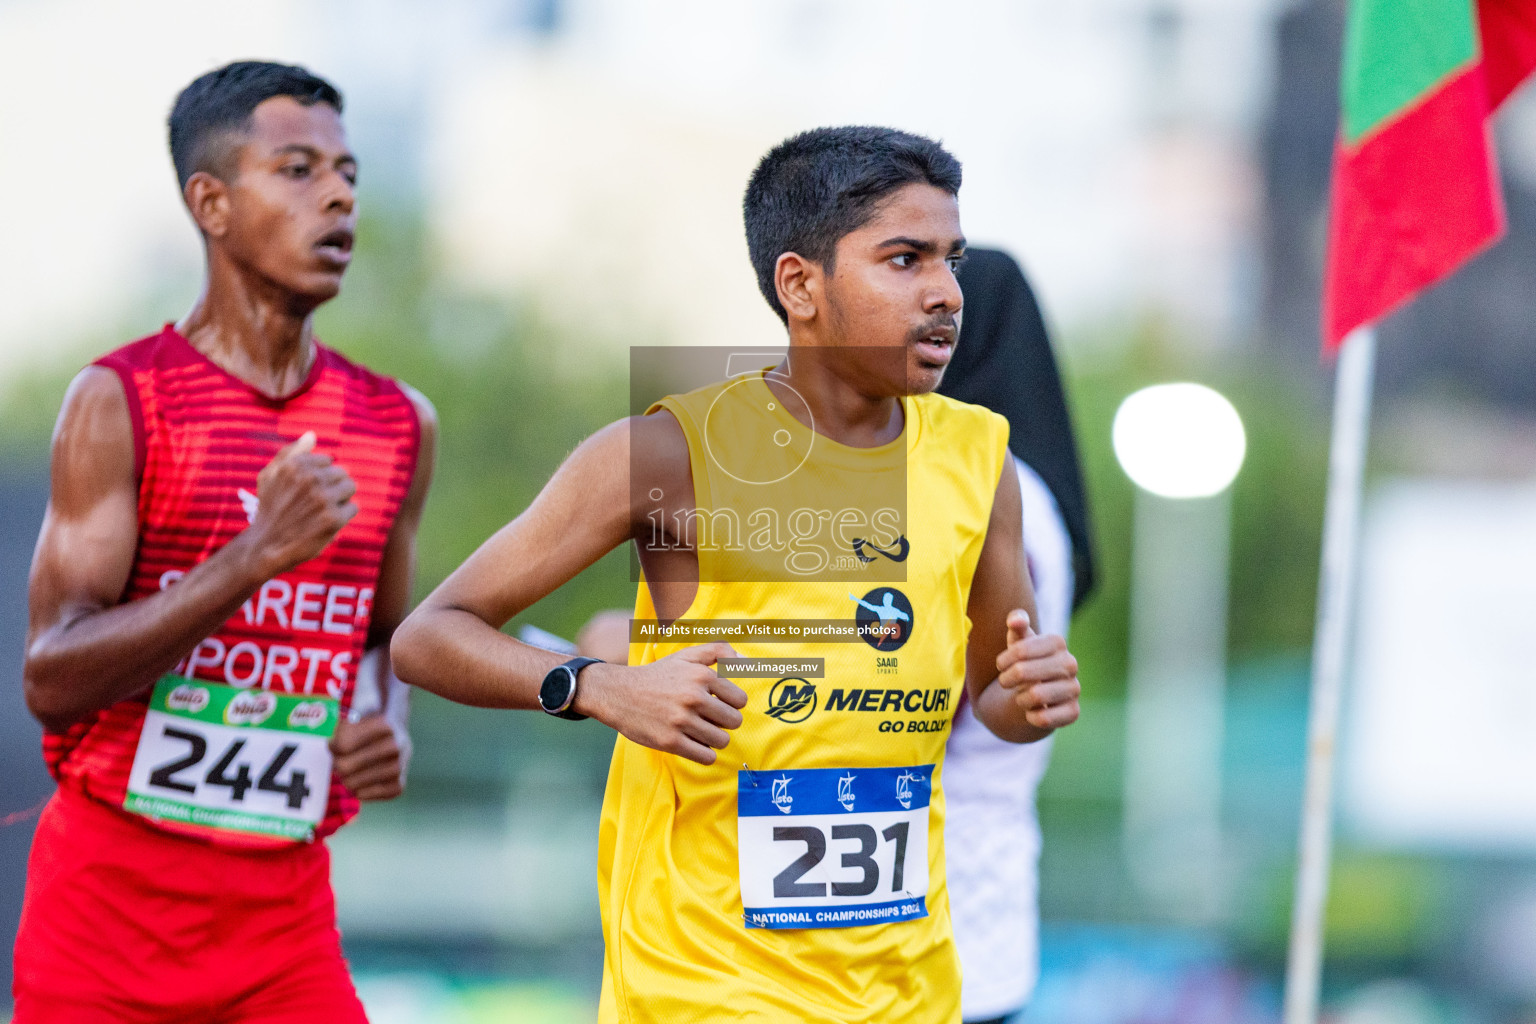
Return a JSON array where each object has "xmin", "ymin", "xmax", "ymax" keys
[{"xmin": 12, "ymin": 786, "xmax": 368, "ymax": 1023}]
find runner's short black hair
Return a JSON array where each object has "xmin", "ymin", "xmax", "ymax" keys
[
  {"xmin": 169, "ymin": 61, "xmax": 343, "ymax": 188},
  {"xmin": 743, "ymin": 126, "xmax": 962, "ymax": 323}
]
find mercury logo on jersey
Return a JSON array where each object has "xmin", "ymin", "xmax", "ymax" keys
[
  {"xmin": 765, "ymin": 678, "xmax": 818, "ymax": 723},
  {"xmin": 764, "ymin": 678, "xmax": 951, "ymax": 736},
  {"xmin": 823, "ymin": 687, "xmax": 950, "ymax": 715}
]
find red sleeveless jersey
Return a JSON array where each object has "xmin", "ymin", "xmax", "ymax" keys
[{"xmin": 42, "ymin": 325, "xmax": 420, "ymax": 847}]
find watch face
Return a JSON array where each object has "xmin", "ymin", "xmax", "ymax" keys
[{"xmin": 541, "ymin": 666, "xmax": 576, "ymax": 713}]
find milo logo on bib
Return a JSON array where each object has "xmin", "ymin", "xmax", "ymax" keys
[
  {"xmin": 124, "ymin": 674, "xmax": 340, "ymax": 842},
  {"xmin": 166, "ymin": 684, "xmax": 210, "ymax": 714},
  {"xmin": 287, "ymin": 701, "xmax": 330, "ymax": 729},
  {"xmin": 224, "ymin": 691, "xmax": 277, "ymax": 727}
]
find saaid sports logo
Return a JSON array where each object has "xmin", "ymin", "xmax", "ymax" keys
[
  {"xmin": 765, "ymin": 678, "xmax": 817, "ymax": 723},
  {"xmin": 851, "ymin": 535, "xmax": 910, "ymax": 564},
  {"xmin": 851, "ymin": 587, "xmax": 915, "ymax": 651}
]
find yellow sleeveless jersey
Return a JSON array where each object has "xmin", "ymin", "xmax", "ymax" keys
[{"xmin": 598, "ymin": 370, "xmax": 1009, "ymax": 1024}]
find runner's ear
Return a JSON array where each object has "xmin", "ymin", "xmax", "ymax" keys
[{"xmin": 774, "ymin": 252, "xmax": 819, "ymax": 324}]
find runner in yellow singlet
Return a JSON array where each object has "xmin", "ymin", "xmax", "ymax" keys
[{"xmin": 392, "ymin": 126, "xmax": 1082, "ymax": 1023}]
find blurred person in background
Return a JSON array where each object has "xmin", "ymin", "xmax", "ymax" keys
[
  {"xmin": 15, "ymin": 61, "xmax": 435, "ymax": 1022},
  {"xmin": 938, "ymin": 248, "xmax": 1096, "ymax": 1024},
  {"xmin": 574, "ymin": 609, "xmax": 634, "ymax": 666},
  {"xmin": 392, "ymin": 126, "xmax": 1080, "ymax": 1023}
]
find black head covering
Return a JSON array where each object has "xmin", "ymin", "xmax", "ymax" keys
[{"xmin": 937, "ymin": 248, "xmax": 1097, "ymax": 609}]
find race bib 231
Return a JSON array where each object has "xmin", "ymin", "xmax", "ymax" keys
[{"xmin": 737, "ymin": 764, "xmax": 932, "ymax": 930}]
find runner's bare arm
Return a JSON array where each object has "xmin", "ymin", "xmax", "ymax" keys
[
  {"xmin": 391, "ymin": 413, "xmax": 749, "ymax": 766},
  {"xmin": 330, "ymin": 385, "xmax": 437, "ymax": 801},
  {"xmin": 24, "ymin": 367, "xmax": 360, "ymax": 733},
  {"xmin": 964, "ymin": 456, "xmax": 1080, "ymax": 743}
]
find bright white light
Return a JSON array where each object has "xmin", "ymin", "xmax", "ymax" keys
[{"xmin": 1113, "ymin": 383, "xmax": 1246, "ymax": 499}]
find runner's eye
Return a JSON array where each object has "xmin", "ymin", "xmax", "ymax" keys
[
  {"xmin": 891, "ymin": 253, "xmax": 916, "ymax": 269},
  {"xmin": 282, "ymin": 163, "xmax": 310, "ymax": 179}
]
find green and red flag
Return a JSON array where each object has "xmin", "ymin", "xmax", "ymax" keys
[{"xmin": 1323, "ymin": 0, "xmax": 1536, "ymax": 349}]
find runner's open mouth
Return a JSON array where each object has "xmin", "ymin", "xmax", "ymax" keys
[{"xmin": 315, "ymin": 228, "xmax": 354, "ymax": 260}]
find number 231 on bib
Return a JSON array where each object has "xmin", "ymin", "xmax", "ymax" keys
[{"xmin": 737, "ymin": 764, "xmax": 932, "ymax": 930}]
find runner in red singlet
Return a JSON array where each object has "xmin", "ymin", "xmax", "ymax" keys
[{"xmin": 13, "ymin": 61, "xmax": 436, "ymax": 1023}]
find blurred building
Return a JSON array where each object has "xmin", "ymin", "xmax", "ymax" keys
[
  {"xmin": 0, "ymin": 0, "xmax": 1297, "ymax": 387},
  {"xmin": 427, "ymin": 0, "xmax": 1290, "ymax": 352},
  {"xmin": 0, "ymin": 0, "xmax": 521, "ymax": 382}
]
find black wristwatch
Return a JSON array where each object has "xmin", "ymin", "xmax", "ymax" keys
[{"xmin": 539, "ymin": 657, "xmax": 601, "ymax": 720}]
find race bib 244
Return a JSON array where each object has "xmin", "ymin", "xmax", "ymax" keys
[{"xmin": 124, "ymin": 675, "xmax": 338, "ymax": 841}]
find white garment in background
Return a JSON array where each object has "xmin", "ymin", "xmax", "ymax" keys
[
  {"xmin": 945, "ymin": 457, "xmax": 1074, "ymax": 1021},
  {"xmin": 348, "ymin": 648, "xmax": 414, "ymax": 782}
]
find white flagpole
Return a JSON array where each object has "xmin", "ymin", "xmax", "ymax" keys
[{"xmin": 1282, "ymin": 324, "xmax": 1377, "ymax": 1024}]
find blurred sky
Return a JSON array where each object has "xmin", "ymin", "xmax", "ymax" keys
[{"xmin": 0, "ymin": 0, "xmax": 1290, "ymax": 385}]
